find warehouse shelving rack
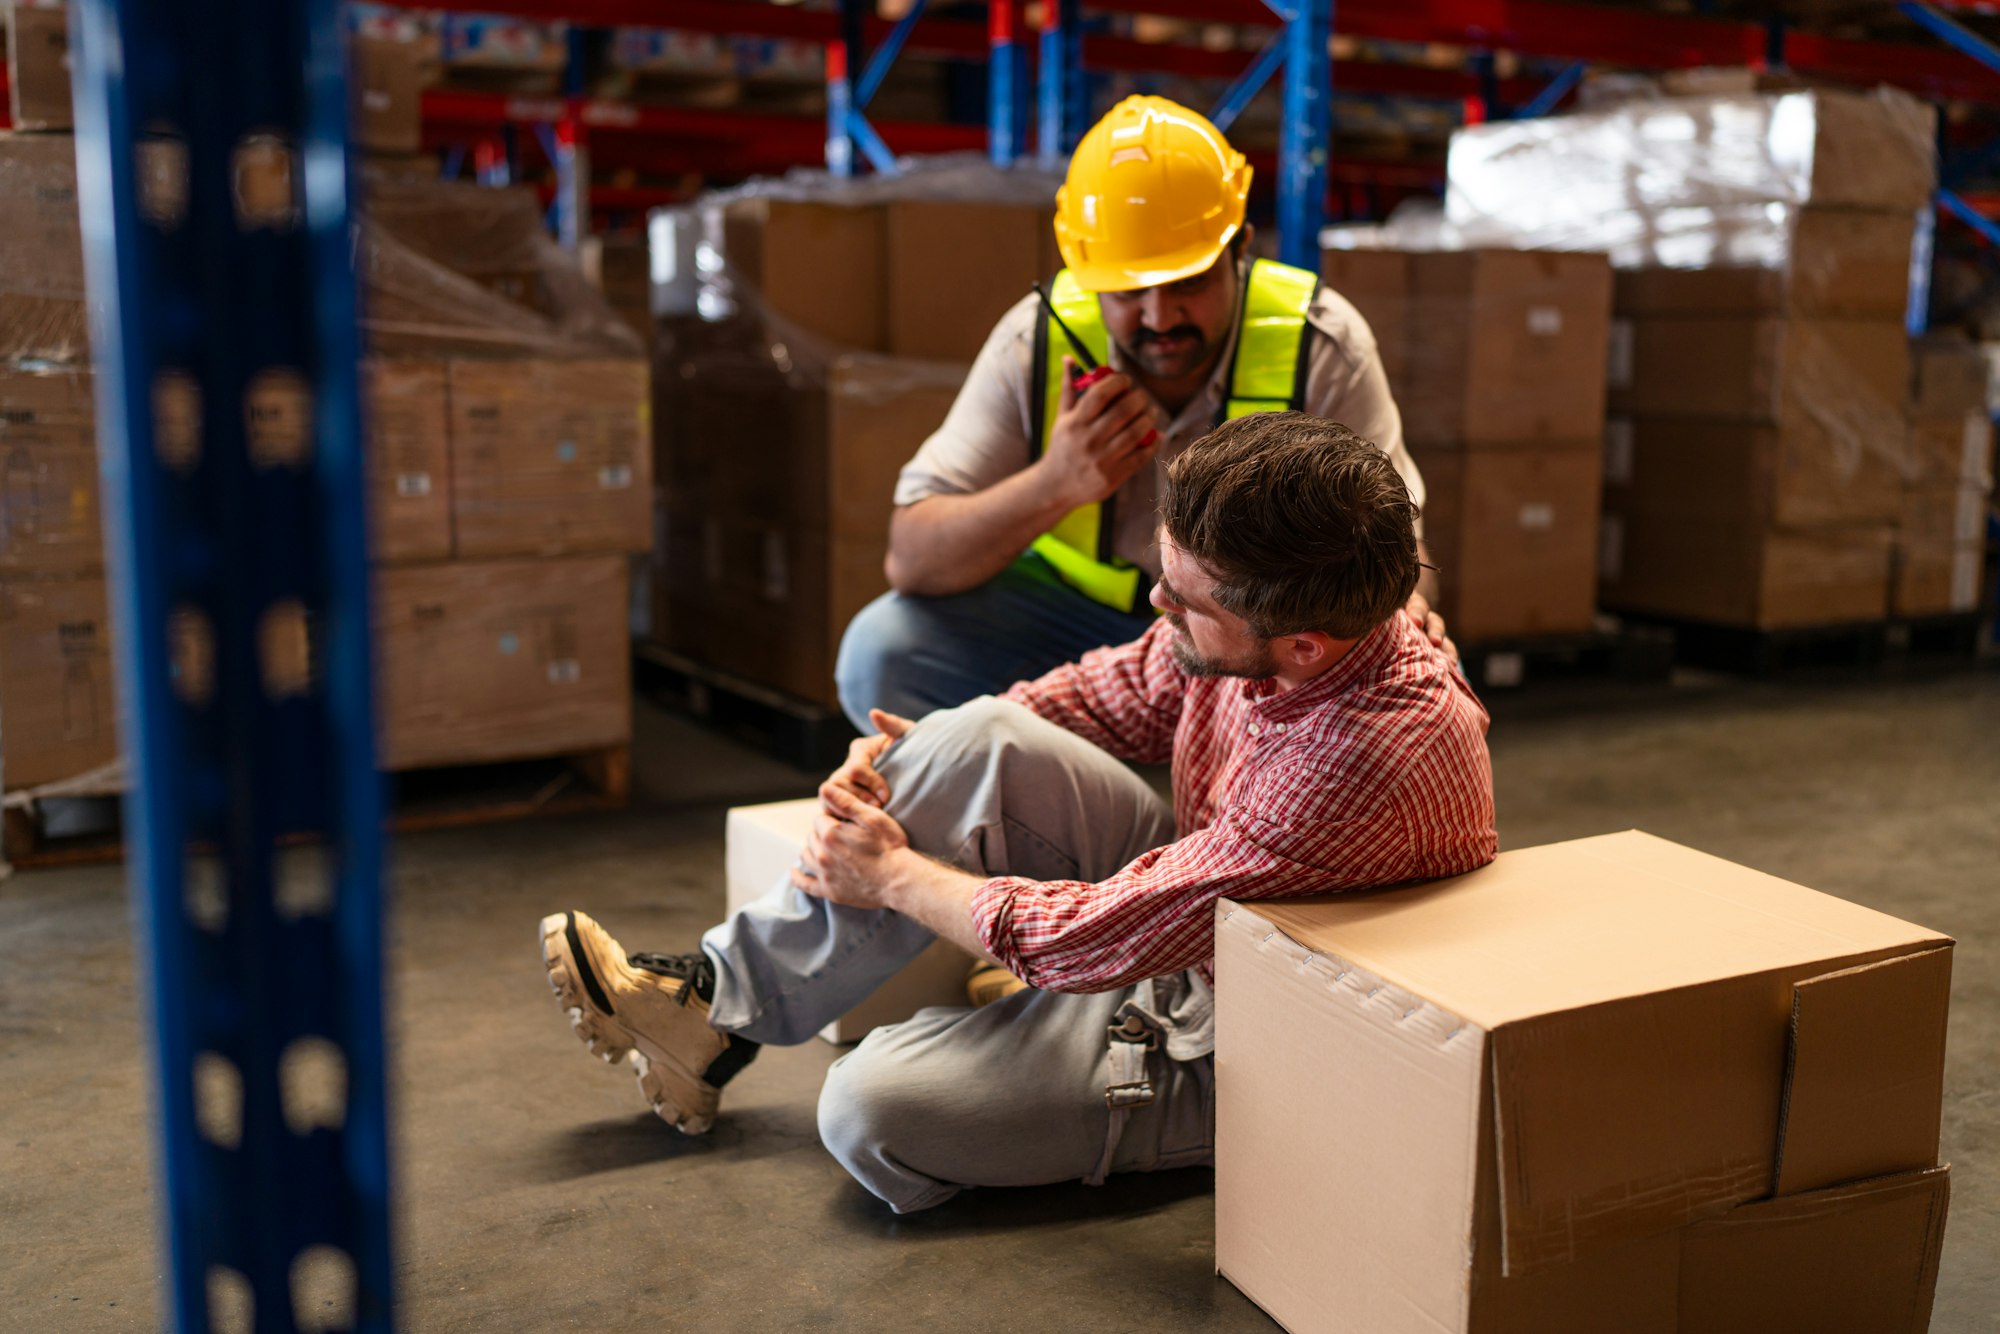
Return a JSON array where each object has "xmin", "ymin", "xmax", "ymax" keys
[
  {"xmin": 69, "ymin": 0, "xmax": 395, "ymax": 1329},
  {"xmin": 379, "ymin": 0, "xmax": 2000, "ymax": 262}
]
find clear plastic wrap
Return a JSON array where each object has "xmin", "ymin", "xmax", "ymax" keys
[
  {"xmin": 1443, "ymin": 87, "xmax": 1937, "ymax": 265},
  {"xmin": 650, "ymin": 209, "xmax": 976, "ymax": 705},
  {"xmin": 357, "ymin": 177, "xmax": 644, "ymax": 359}
]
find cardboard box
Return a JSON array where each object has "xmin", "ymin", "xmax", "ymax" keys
[
  {"xmin": 1598, "ymin": 510, "xmax": 1892, "ymax": 628},
  {"xmin": 726, "ymin": 798, "xmax": 974, "ymax": 1043},
  {"xmin": 1908, "ymin": 335, "xmax": 1992, "ymax": 422},
  {"xmin": 661, "ymin": 352, "xmax": 966, "ymax": 706},
  {"xmin": 446, "ymin": 358, "xmax": 652, "ymax": 558},
  {"xmin": 1603, "ymin": 413, "xmax": 1903, "ymax": 529},
  {"xmin": 0, "ymin": 574, "xmax": 118, "ymax": 791},
  {"xmin": 1215, "ymin": 830, "xmax": 1952, "ymax": 1334},
  {"xmin": 721, "ymin": 198, "xmax": 886, "ymax": 352},
  {"xmin": 1413, "ymin": 443, "xmax": 1600, "ymax": 643},
  {"xmin": 1900, "ymin": 479, "xmax": 1990, "ymax": 551},
  {"xmin": 1892, "ymin": 542, "xmax": 1983, "ymax": 618},
  {"xmin": 886, "ymin": 200, "xmax": 1046, "ymax": 364},
  {"xmin": 1609, "ymin": 316, "xmax": 1909, "ymax": 428},
  {"xmin": 6, "ymin": 2, "xmax": 72, "ymax": 131},
  {"xmin": 0, "ymin": 131, "xmax": 87, "ymax": 363},
  {"xmin": 352, "ymin": 35, "xmax": 424, "ymax": 156},
  {"xmin": 1612, "ymin": 208, "xmax": 1918, "ymax": 321},
  {"xmin": 1906, "ymin": 410, "xmax": 1993, "ymax": 490},
  {"xmin": 0, "ymin": 364, "xmax": 99, "ymax": 575},
  {"xmin": 1400, "ymin": 250, "xmax": 1613, "ymax": 449},
  {"xmin": 1319, "ymin": 249, "xmax": 1409, "ymax": 389},
  {"xmin": 363, "ymin": 359, "xmax": 451, "ymax": 564},
  {"xmin": 374, "ymin": 556, "xmax": 631, "ymax": 770}
]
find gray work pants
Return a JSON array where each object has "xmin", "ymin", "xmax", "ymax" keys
[{"xmin": 700, "ymin": 697, "xmax": 1217, "ymax": 1214}]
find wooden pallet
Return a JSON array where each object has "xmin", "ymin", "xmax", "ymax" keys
[
  {"xmin": 1626, "ymin": 612, "xmax": 1988, "ymax": 678},
  {"xmin": 0, "ymin": 743, "xmax": 631, "ymax": 873},
  {"xmin": 1457, "ymin": 618, "xmax": 1678, "ymax": 691},
  {"xmin": 633, "ymin": 640, "xmax": 856, "ymax": 772}
]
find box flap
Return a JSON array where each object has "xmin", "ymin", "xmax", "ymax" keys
[
  {"xmin": 1775, "ymin": 947, "xmax": 1951, "ymax": 1196},
  {"xmin": 1215, "ymin": 904, "xmax": 1488, "ymax": 1334},
  {"xmin": 1678, "ymin": 1166, "xmax": 1950, "ymax": 1334},
  {"xmin": 1249, "ymin": 832, "xmax": 1949, "ymax": 1030}
]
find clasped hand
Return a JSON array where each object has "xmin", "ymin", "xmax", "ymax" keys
[{"xmin": 790, "ymin": 708, "xmax": 917, "ymax": 910}]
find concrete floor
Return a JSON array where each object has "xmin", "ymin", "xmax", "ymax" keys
[{"xmin": 2, "ymin": 665, "xmax": 1997, "ymax": 1331}]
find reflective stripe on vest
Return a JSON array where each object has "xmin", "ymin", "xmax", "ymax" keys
[{"xmin": 1029, "ymin": 259, "xmax": 1317, "ymax": 612}]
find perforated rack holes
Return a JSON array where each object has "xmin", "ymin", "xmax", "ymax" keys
[
  {"xmin": 193, "ymin": 1051, "xmax": 242, "ymax": 1149},
  {"xmin": 279, "ymin": 1037, "xmax": 346, "ymax": 1135},
  {"xmin": 231, "ymin": 134, "xmax": 298, "ymax": 231}
]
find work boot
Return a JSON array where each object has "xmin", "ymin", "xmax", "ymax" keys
[{"xmin": 538, "ymin": 911, "xmax": 759, "ymax": 1134}]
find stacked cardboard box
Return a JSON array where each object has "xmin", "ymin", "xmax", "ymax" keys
[
  {"xmin": 5, "ymin": 1, "xmax": 72, "ymax": 132},
  {"xmin": 1899, "ymin": 338, "xmax": 1994, "ymax": 617},
  {"xmin": 649, "ymin": 178, "xmax": 1060, "ymax": 706},
  {"xmin": 1217, "ymin": 830, "xmax": 1952, "ymax": 1333},
  {"xmin": 0, "ymin": 128, "xmax": 647, "ymax": 799},
  {"xmin": 1322, "ymin": 247, "xmax": 1613, "ymax": 644},
  {"xmin": 1444, "ymin": 87, "xmax": 1937, "ymax": 630}
]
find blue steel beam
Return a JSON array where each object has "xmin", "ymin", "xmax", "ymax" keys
[
  {"xmin": 1513, "ymin": 60, "xmax": 1584, "ymax": 119},
  {"xmin": 1276, "ymin": 0, "xmax": 1332, "ymax": 269},
  {"xmin": 1038, "ymin": 0, "xmax": 1081, "ymax": 169},
  {"xmin": 857, "ymin": 0, "xmax": 928, "ymax": 108},
  {"xmin": 1940, "ymin": 187, "xmax": 2000, "ymax": 248},
  {"xmin": 68, "ymin": 0, "xmax": 393, "ymax": 1328},
  {"xmin": 1898, "ymin": 2, "xmax": 2000, "ymax": 77},
  {"xmin": 1209, "ymin": 31, "xmax": 1286, "ymax": 134},
  {"xmin": 988, "ymin": 0, "xmax": 1027, "ymax": 166}
]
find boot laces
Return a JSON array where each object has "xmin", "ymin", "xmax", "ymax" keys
[{"xmin": 627, "ymin": 951, "xmax": 713, "ymax": 1007}]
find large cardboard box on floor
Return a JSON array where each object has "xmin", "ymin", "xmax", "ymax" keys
[
  {"xmin": 1399, "ymin": 250, "xmax": 1613, "ymax": 449},
  {"xmin": 885, "ymin": 200, "xmax": 1049, "ymax": 364},
  {"xmin": 6, "ymin": 2, "xmax": 73, "ymax": 131},
  {"xmin": 0, "ymin": 574, "xmax": 118, "ymax": 791},
  {"xmin": 726, "ymin": 798, "xmax": 974, "ymax": 1043},
  {"xmin": 1906, "ymin": 411, "xmax": 1993, "ymax": 490},
  {"xmin": 1892, "ymin": 480, "xmax": 1991, "ymax": 617},
  {"xmin": 0, "ymin": 131, "xmax": 88, "ymax": 363},
  {"xmin": 363, "ymin": 358, "xmax": 453, "ymax": 564},
  {"xmin": 720, "ymin": 198, "xmax": 887, "ymax": 352},
  {"xmin": 1598, "ymin": 509, "xmax": 1891, "ymax": 628},
  {"xmin": 1908, "ymin": 335, "xmax": 1991, "ymax": 422},
  {"xmin": 1604, "ymin": 412, "xmax": 1904, "ymax": 530},
  {"xmin": 1215, "ymin": 830, "xmax": 1952, "ymax": 1334},
  {"xmin": 1611, "ymin": 208, "xmax": 1919, "ymax": 321},
  {"xmin": 1319, "ymin": 248, "xmax": 1409, "ymax": 389},
  {"xmin": 661, "ymin": 352, "xmax": 967, "ymax": 706},
  {"xmin": 446, "ymin": 358, "xmax": 652, "ymax": 558},
  {"xmin": 1609, "ymin": 315, "xmax": 1908, "ymax": 427},
  {"xmin": 374, "ymin": 556, "xmax": 632, "ymax": 770},
  {"xmin": 0, "ymin": 364, "xmax": 99, "ymax": 575},
  {"xmin": 1411, "ymin": 442, "xmax": 1600, "ymax": 643}
]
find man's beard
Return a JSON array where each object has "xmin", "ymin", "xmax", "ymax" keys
[
  {"xmin": 1129, "ymin": 324, "xmax": 1210, "ymax": 378},
  {"xmin": 1166, "ymin": 615, "xmax": 1279, "ymax": 680}
]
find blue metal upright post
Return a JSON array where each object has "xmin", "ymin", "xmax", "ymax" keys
[
  {"xmin": 1037, "ymin": 0, "xmax": 1081, "ymax": 169},
  {"xmin": 988, "ymin": 0, "xmax": 1028, "ymax": 167},
  {"xmin": 69, "ymin": 0, "xmax": 393, "ymax": 1328},
  {"xmin": 1276, "ymin": 0, "xmax": 1333, "ymax": 270}
]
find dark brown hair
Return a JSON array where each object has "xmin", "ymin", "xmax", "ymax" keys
[{"xmin": 1160, "ymin": 412, "xmax": 1419, "ymax": 640}]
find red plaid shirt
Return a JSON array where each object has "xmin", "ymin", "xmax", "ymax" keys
[{"xmin": 972, "ymin": 612, "xmax": 1496, "ymax": 993}]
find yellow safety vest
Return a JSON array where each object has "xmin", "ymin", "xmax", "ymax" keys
[{"xmin": 1029, "ymin": 258, "xmax": 1319, "ymax": 613}]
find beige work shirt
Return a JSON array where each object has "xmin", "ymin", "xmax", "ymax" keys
[{"xmin": 892, "ymin": 282, "xmax": 1423, "ymax": 579}]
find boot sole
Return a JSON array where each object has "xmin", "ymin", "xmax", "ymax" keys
[{"xmin": 539, "ymin": 913, "xmax": 721, "ymax": 1135}]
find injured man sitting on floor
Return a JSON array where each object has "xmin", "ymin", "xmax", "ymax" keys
[{"xmin": 539, "ymin": 410, "xmax": 1499, "ymax": 1214}]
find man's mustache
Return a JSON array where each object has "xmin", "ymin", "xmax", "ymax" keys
[{"xmin": 1135, "ymin": 324, "xmax": 1204, "ymax": 347}]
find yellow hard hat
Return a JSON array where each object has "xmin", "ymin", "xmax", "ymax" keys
[{"xmin": 1052, "ymin": 95, "xmax": 1253, "ymax": 293}]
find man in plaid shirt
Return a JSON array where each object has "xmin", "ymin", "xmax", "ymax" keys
[{"xmin": 541, "ymin": 411, "xmax": 1496, "ymax": 1213}]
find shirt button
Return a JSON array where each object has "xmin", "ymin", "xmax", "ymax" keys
[
  {"xmin": 1247, "ymin": 723, "xmax": 1261, "ymax": 737},
  {"xmin": 1276, "ymin": 723, "xmax": 1288, "ymax": 734}
]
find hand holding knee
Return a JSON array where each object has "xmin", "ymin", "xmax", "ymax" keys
[{"xmin": 823, "ymin": 708, "xmax": 918, "ymax": 810}]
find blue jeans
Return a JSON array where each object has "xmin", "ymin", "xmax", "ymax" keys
[{"xmin": 834, "ymin": 553, "xmax": 1155, "ymax": 731}]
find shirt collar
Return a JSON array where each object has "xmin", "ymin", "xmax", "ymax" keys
[{"xmin": 1242, "ymin": 614, "xmax": 1406, "ymax": 723}]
